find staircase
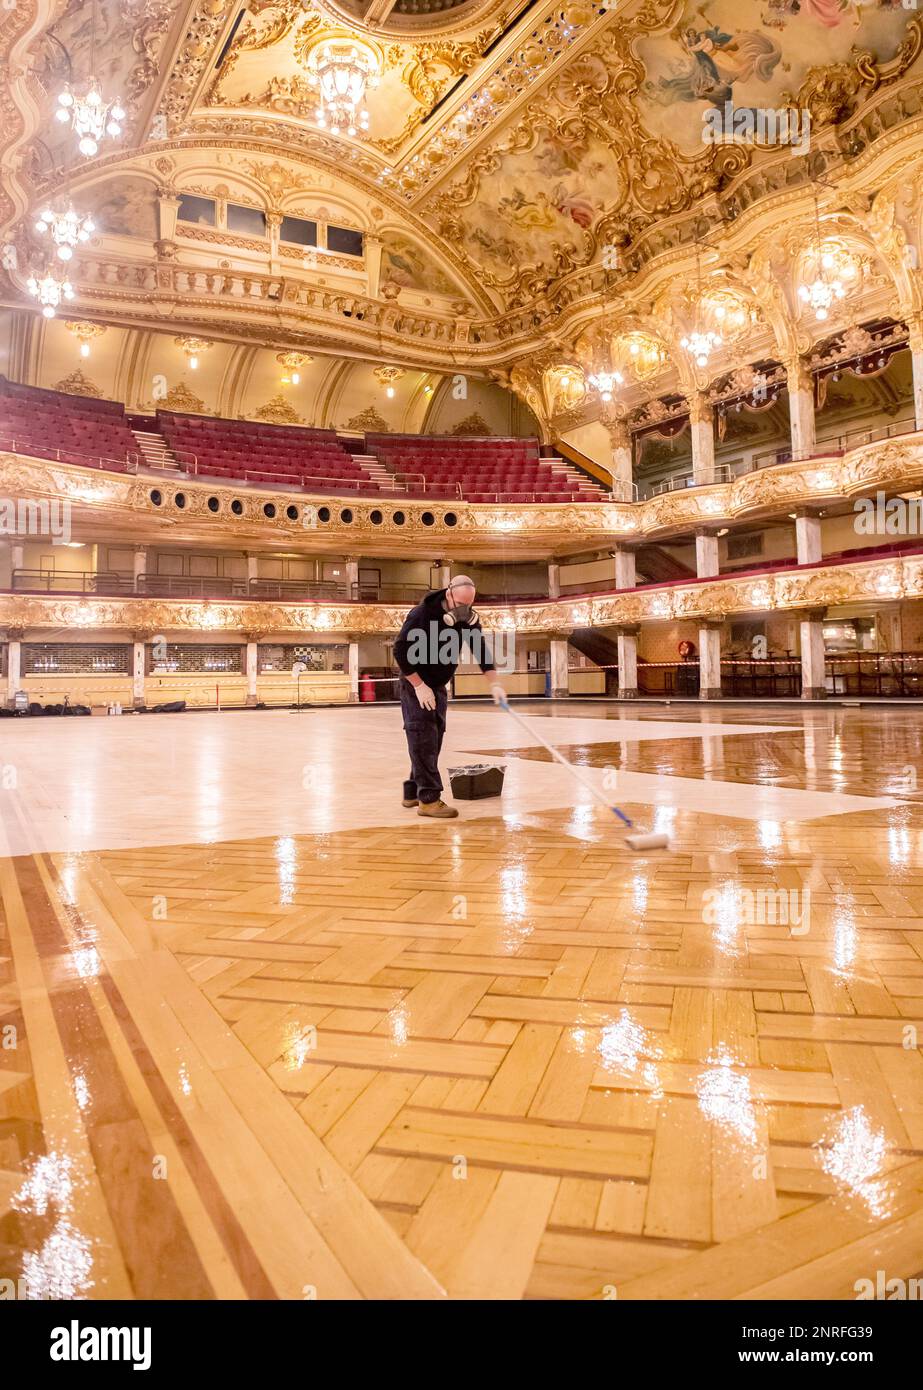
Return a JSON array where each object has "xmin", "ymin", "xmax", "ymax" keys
[
  {"xmin": 568, "ymin": 629, "xmax": 621, "ymax": 670},
  {"xmin": 546, "ymin": 456, "xmax": 609, "ymax": 500},
  {"xmin": 133, "ymin": 428, "xmax": 181, "ymax": 473},
  {"xmin": 636, "ymin": 545, "xmax": 696, "ymax": 584},
  {"xmin": 353, "ymin": 453, "xmax": 395, "ymax": 491}
]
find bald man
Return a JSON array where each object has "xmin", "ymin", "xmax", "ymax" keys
[{"xmin": 393, "ymin": 575, "xmax": 505, "ymax": 818}]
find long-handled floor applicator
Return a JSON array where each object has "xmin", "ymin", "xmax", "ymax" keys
[{"xmin": 496, "ymin": 696, "xmax": 670, "ymax": 851}]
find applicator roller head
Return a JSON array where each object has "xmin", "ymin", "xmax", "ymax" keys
[{"xmin": 624, "ymin": 832, "xmax": 671, "ymax": 852}]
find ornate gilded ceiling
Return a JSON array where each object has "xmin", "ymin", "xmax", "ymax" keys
[{"xmin": 3, "ymin": 0, "xmax": 923, "ymax": 440}]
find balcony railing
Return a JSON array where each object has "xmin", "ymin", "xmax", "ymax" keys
[
  {"xmin": 348, "ymin": 581, "xmax": 428, "ymax": 604},
  {"xmin": 9, "ymin": 570, "xmax": 434, "ymax": 605},
  {"xmin": 0, "ymin": 436, "xmax": 141, "ymax": 473},
  {"xmin": 11, "ymin": 569, "xmax": 137, "ymax": 595},
  {"xmin": 631, "ymin": 653, "xmax": 923, "ymax": 698},
  {"xmin": 644, "ymin": 464, "xmax": 733, "ymax": 497},
  {"xmin": 640, "ymin": 419, "xmax": 920, "ymax": 497}
]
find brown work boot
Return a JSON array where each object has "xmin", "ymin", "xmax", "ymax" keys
[
  {"xmin": 417, "ymin": 799, "xmax": 458, "ymax": 819},
  {"xmin": 402, "ymin": 796, "xmax": 418, "ymax": 808}
]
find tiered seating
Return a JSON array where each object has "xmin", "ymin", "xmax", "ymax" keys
[
  {"xmin": 158, "ymin": 413, "xmax": 376, "ymax": 492},
  {"xmin": 0, "ymin": 381, "xmax": 608, "ymax": 502},
  {"xmin": 0, "ymin": 377, "xmax": 139, "ymax": 470},
  {"xmin": 366, "ymin": 434, "xmax": 597, "ymax": 502}
]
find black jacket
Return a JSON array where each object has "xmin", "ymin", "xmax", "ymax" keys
[{"xmin": 394, "ymin": 589, "xmax": 496, "ymax": 690}]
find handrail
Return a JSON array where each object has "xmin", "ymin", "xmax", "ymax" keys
[
  {"xmin": 6, "ymin": 544, "xmax": 923, "ymax": 608},
  {"xmin": 11, "ymin": 569, "xmax": 135, "ymax": 595},
  {"xmin": 553, "ymin": 436, "xmax": 615, "ymax": 491},
  {"xmin": 0, "ymin": 436, "xmax": 141, "ymax": 473},
  {"xmin": 348, "ymin": 581, "xmax": 428, "ymax": 604},
  {"xmin": 645, "ymin": 463, "xmax": 732, "ymax": 497}
]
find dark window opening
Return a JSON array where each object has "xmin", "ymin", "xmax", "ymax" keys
[{"xmin": 326, "ymin": 225, "xmax": 364, "ymax": 258}]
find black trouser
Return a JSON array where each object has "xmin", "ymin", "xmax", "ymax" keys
[{"xmin": 400, "ymin": 678, "xmax": 448, "ymax": 804}]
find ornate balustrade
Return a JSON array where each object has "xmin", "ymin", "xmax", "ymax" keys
[
  {"xmin": 0, "ymin": 549, "xmax": 918, "ymax": 638},
  {"xmin": 4, "ymin": 431, "xmax": 923, "ymax": 550}
]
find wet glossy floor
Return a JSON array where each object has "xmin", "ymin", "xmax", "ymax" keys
[{"xmin": 2, "ymin": 703, "xmax": 923, "ymax": 1299}]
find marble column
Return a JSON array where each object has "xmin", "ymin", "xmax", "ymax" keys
[
  {"xmin": 133, "ymin": 546, "xmax": 146, "ymax": 593},
  {"xmin": 909, "ymin": 317, "xmax": 923, "ymax": 431},
  {"xmin": 246, "ymin": 552, "xmax": 259, "ymax": 594},
  {"xmin": 549, "ymin": 631, "xmax": 571, "ymax": 699},
  {"xmin": 795, "ymin": 510, "xmax": 822, "ymax": 566},
  {"xmin": 615, "ymin": 624, "xmax": 639, "ymax": 699},
  {"xmin": 698, "ymin": 619, "xmax": 723, "ymax": 700},
  {"xmin": 266, "ymin": 210, "xmax": 282, "ymax": 275},
  {"xmin": 347, "ymin": 636, "xmax": 360, "ymax": 704},
  {"xmin": 799, "ymin": 607, "xmax": 827, "ymax": 700},
  {"xmin": 131, "ymin": 633, "xmax": 147, "ymax": 707},
  {"xmin": 244, "ymin": 635, "xmax": 260, "ymax": 707},
  {"xmin": 344, "ymin": 557, "xmax": 359, "ymax": 600},
  {"xmin": 604, "ymin": 415, "xmax": 634, "ymax": 501},
  {"xmin": 547, "ymin": 562, "xmax": 560, "ymax": 599},
  {"xmin": 434, "ymin": 559, "xmax": 452, "ymax": 590},
  {"xmin": 694, "ymin": 528, "xmax": 720, "ymax": 578},
  {"xmin": 6, "ymin": 627, "xmax": 22, "ymax": 704},
  {"xmin": 786, "ymin": 355, "xmax": 816, "ymax": 460},
  {"xmin": 612, "ymin": 545, "xmax": 636, "ymax": 590},
  {"xmin": 10, "ymin": 542, "xmax": 24, "ymax": 576},
  {"xmin": 365, "ymin": 233, "xmax": 383, "ymax": 299},
  {"xmin": 689, "ymin": 394, "xmax": 715, "ymax": 485}
]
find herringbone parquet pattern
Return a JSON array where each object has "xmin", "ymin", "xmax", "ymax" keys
[
  {"xmin": 2, "ymin": 707, "xmax": 923, "ymax": 1299},
  {"xmin": 99, "ymin": 799, "xmax": 923, "ymax": 1299}
]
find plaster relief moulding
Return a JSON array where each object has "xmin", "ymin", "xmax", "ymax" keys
[{"xmin": 154, "ymin": 0, "xmax": 243, "ymax": 127}]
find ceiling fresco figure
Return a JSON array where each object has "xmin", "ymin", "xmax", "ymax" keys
[{"xmin": 644, "ymin": 12, "xmax": 782, "ymax": 108}]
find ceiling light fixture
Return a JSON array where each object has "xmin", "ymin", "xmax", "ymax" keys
[
  {"xmin": 35, "ymin": 203, "xmax": 95, "ymax": 261},
  {"xmin": 175, "ymin": 336, "xmax": 211, "ymax": 371},
  {"xmin": 54, "ymin": 0, "xmax": 125, "ymax": 159},
  {"xmin": 373, "ymin": 364, "xmax": 404, "ymax": 397},
  {"xmin": 27, "ymin": 267, "xmax": 75, "ymax": 318},
  {"xmin": 277, "ymin": 350, "xmax": 312, "ymax": 386},
  {"xmin": 589, "ymin": 268, "xmax": 624, "ymax": 404},
  {"xmin": 682, "ymin": 244, "xmax": 722, "ymax": 371},
  {"xmin": 587, "ymin": 369, "xmax": 623, "ymax": 404},
  {"xmin": 56, "ymin": 78, "xmax": 126, "ymax": 157},
  {"xmin": 65, "ymin": 320, "xmax": 106, "ymax": 358},
  {"xmin": 306, "ymin": 40, "xmax": 380, "ymax": 138},
  {"xmin": 797, "ymin": 186, "xmax": 850, "ymax": 322}
]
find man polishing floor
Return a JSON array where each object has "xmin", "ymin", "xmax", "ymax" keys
[{"xmin": 394, "ymin": 575, "xmax": 505, "ymax": 818}]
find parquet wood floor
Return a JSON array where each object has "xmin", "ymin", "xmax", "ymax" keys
[{"xmin": 2, "ymin": 705, "xmax": 923, "ymax": 1299}]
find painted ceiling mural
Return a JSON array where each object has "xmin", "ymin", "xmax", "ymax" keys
[
  {"xmin": 379, "ymin": 232, "xmax": 460, "ymax": 295},
  {"xmin": 2, "ymin": 0, "xmax": 923, "ymax": 412},
  {"xmin": 637, "ymin": 0, "xmax": 913, "ymax": 155},
  {"xmin": 422, "ymin": 0, "xmax": 917, "ymax": 301},
  {"xmin": 26, "ymin": 0, "xmax": 181, "ymax": 175},
  {"xmin": 89, "ymin": 175, "xmax": 160, "ymax": 239}
]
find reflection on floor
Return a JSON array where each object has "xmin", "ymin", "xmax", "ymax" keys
[{"xmin": 2, "ymin": 703, "xmax": 923, "ymax": 1299}]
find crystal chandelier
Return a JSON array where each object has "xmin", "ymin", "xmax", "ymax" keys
[
  {"xmin": 682, "ymin": 245, "xmax": 723, "ymax": 371},
  {"xmin": 56, "ymin": 78, "xmax": 125, "ymax": 157},
  {"xmin": 307, "ymin": 41, "xmax": 379, "ymax": 137},
  {"xmin": 35, "ymin": 203, "xmax": 95, "ymax": 261},
  {"xmin": 681, "ymin": 329, "xmax": 722, "ymax": 369},
  {"xmin": 587, "ymin": 369, "xmax": 623, "ymax": 404},
  {"xmin": 798, "ymin": 186, "xmax": 849, "ymax": 323},
  {"xmin": 798, "ymin": 250, "xmax": 845, "ymax": 322},
  {"xmin": 27, "ymin": 268, "xmax": 75, "ymax": 318}
]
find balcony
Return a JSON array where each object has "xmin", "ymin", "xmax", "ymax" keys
[{"xmin": 10, "ymin": 570, "xmax": 430, "ymax": 605}]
